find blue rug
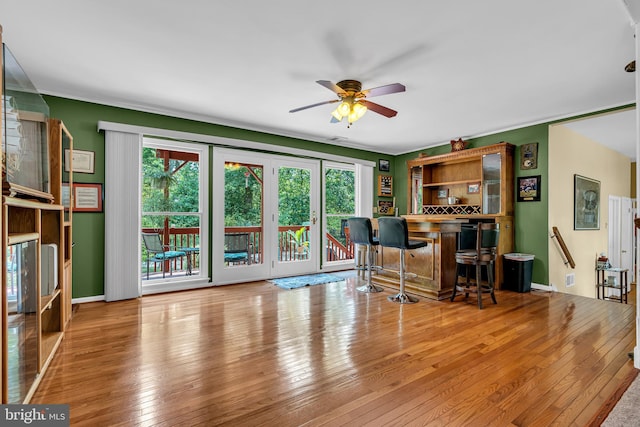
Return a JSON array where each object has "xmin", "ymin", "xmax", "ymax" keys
[{"xmin": 271, "ymin": 273, "xmax": 344, "ymax": 290}]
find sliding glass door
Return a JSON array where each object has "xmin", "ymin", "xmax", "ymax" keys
[{"xmin": 212, "ymin": 148, "xmax": 319, "ymax": 283}]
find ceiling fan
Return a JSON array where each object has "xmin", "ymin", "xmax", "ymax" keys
[{"xmin": 289, "ymin": 80, "xmax": 406, "ymax": 127}]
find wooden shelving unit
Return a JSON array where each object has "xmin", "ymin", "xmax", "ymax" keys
[
  {"xmin": 407, "ymin": 142, "xmax": 515, "ymax": 217},
  {"xmin": 1, "ymin": 26, "xmax": 74, "ymax": 403}
]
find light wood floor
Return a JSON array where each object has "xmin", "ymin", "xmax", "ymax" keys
[{"xmin": 31, "ymin": 276, "xmax": 637, "ymax": 426}]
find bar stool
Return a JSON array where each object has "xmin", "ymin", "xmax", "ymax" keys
[
  {"xmin": 347, "ymin": 217, "xmax": 383, "ymax": 293},
  {"xmin": 450, "ymin": 222, "xmax": 499, "ymax": 309},
  {"xmin": 378, "ymin": 217, "xmax": 427, "ymax": 304}
]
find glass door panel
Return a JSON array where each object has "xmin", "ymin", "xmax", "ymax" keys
[
  {"xmin": 212, "ymin": 149, "xmax": 270, "ymax": 284},
  {"xmin": 224, "ymin": 162, "xmax": 264, "ymax": 268},
  {"xmin": 482, "ymin": 153, "xmax": 502, "ymax": 214},
  {"xmin": 323, "ymin": 163, "xmax": 356, "ymax": 265},
  {"xmin": 273, "ymin": 158, "xmax": 319, "ymax": 277},
  {"xmin": 6, "ymin": 240, "xmax": 38, "ymax": 403},
  {"xmin": 141, "ymin": 144, "xmax": 203, "ymax": 283},
  {"xmin": 212, "ymin": 149, "xmax": 319, "ymax": 282}
]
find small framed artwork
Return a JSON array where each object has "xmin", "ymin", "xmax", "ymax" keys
[
  {"xmin": 520, "ymin": 143, "xmax": 538, "ymax": 170},
  {"xmin": 378, "ymin": 175, "xmax": 393, "ymax": 197},
  {"xmin": 517, "ymin": 175, "xmax": 541, "ymax": 202},
  {"xmin": 65, "ymin": 149, "xmax": 95, "ymax": 174},
  {"xmin": 467, "ymin": 182, "xmax": 480, "ymax": 194},
  {"xmin": 574, "ymin": 174, "xmax": 600, "ymax": 230},
  {"xmin": 378, "ymin": 159, "xmax": 390, "ymax": 172},
  {"xmin": 437, "ymin": 189, "xmax": 448, "ymax": 198},
  {"xmin": 73, "ymin": 183, "xmax": 103, "ymax": 212},
  {"xmin": 377, "ymin": 200, "xmax": 395, "ymax": 215}
]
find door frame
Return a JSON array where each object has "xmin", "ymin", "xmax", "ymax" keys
[
  {"xmin": 141, "ymin": 137, "xmax": 210, "ymax": 295},
  {"xmin": 212, "ymin": 148, "xmax": 321, "ymax": 283},
  {"xmin": 270, "ymin": 156, "xmax": 321, "ymax": 278}
]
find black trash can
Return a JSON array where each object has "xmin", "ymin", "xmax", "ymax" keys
[{"xmin": 503, "ymin": 253, "xmax": 534, "ymax": 292}]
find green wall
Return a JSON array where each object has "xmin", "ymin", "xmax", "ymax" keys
[
  {"xmin": 44, "ymin": 96, "xmax": 387, "ymax": 298},
  {"xmin": 47, "ymin": 94, "xmax": 626, "ymax": 297},
  {"xmin": 393, "ymin": 125, "xmax": 550, "ymax": 285}
]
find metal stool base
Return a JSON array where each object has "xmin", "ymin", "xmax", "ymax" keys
[
  {"xmin": 387, "ymin": 292, "xmax": 418, "ymax": 304},
  {"xmin": 357, "ymin": 283, "xmax": 384, "ymax": 293}
]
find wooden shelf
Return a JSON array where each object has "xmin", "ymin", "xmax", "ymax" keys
[
  {"xmin": 2, "ymin": 196, "xmax": 62, "ymax": 211},
  {"xmin": 40, "ymin": 289, "xmax": 61, "ymax": 314},
  {"xmin": 40, "ymin": 331, "xmax": 64, "ymax": 362},
  {"xmin": 421, "ymin": 204, "xmax": 482, "ymax": 215},
  {"xmin": 423, "ymin": 180, "xmax": 477, "ymax": 187},
  {"xmin": 7, "ymin": 232, "xmax": 40, "ymax": 245}
]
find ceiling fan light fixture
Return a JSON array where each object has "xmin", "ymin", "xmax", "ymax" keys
[
  {"xmin": 337, "ymin": 100, "xmax": 351, "ymax": 116},
  {"xmin": 331, "ymin": 108, "xmax": 344, "ymax": 121},
  {"xmin": 349, "ymin": 102, "xmax": 367, "ymax": 123}
]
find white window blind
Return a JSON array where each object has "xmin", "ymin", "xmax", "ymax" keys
[{"xmin": 104, "ymin": 130, "xmax": 142, "ymax": 301}]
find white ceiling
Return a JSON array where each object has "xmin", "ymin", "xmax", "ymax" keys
[
  {"xmin": 562, "ymin": 108, "xmax": 636, "ymax": 159},
  {"xmin": 0, "ymin": 0, "xmax": 637, "ymax": 155}
]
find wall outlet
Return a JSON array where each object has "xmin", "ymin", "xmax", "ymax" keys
[{"xmin": 565, "ymin": 273, "xmax": 575, "ymax": 288}]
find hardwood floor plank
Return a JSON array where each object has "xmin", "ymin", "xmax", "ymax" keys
[{"xmin": 30, "ymin": 277, "xmax": 637, "ymax": 426}]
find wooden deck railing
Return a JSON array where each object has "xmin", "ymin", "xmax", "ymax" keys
[{"xmin": 141, "ymin": 225, "xmax": 355, "ymax": 277}]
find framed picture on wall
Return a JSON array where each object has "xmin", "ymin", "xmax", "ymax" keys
[
  {"xmin": 73, "ymin": 183, "xmax": 103, "ymax": 212},
  {"xmin": 65, "ymin": 149, "xmax": 95, "ymax": 174},
  {"xmin": 520, "ymin": 142, "xmax": 538, "ymax": 170},
  {"xmin": 378, "ymin": 175, "xmax": 393, "ymax": 197},
  {"xmin": 574, "ymin": 174, "xmax": 600, "ymax": 230},
  {"xmin": 517, "ymin": 175, "xmax": 541, "ymax": 202},
  {"xmin": 377, "ymin": 200, "xmax": 395, "ymax": 215}
]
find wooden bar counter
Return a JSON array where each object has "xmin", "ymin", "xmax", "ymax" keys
[{"xmin": 371, "ymin": 216, "xmax": 467, "ymax": 301}]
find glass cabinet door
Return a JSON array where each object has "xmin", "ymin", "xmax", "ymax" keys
[
  {"xmin": 482, "ymin": 153, "xmax": 502, "ymax": 214},
  {"xmin": 6, "ymin": 240, "xmax": 39, "ymax": 403},
  {"xmin": 410, "ymin": 166, "xmax": 423, "ymax": 214},
  {"xmin": 62, "ymin": 128, "xmax": 72, "ymax": 222}
]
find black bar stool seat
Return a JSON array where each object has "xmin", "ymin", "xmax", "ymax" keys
[
  {"xmin": 347, "ymin": 217, "xmax": 383, "ymax": 293},
  {"xmin": 378, "ymin": 217, "xmax": 427, "ymax": 304}
]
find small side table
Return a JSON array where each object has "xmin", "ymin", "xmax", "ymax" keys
[
  {"xmin": 596, "ymin": 268, "xmax": 628, "ymax": 303},
  {"xmin": 180, "ymin": 247, "xmax": 199, "ymax": 275}
]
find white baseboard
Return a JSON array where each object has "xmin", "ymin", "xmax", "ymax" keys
[
  {"xmin": 72, "ymin": 295, "xmax": 105, "ymax": 304},
  {"xmin": 531, "ymin": 282, "xmax": 557, "ymax": 292}
]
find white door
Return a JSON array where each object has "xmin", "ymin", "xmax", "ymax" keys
[
  {"xmin": 212, "ymin": 149, "xmax": 320, "ymax": 283},
  {"xmin": 620, "ymin": 197, "xmax": 634, "ymax": 281},
  {"xmin": 271, "ymin": 157, "xmax": 320, "ymax": 277},
  {"xmin": 213, "ymin": 149, "xmax": 270, "ymax": 284},
  {"xmin": 608, "ymin": 195, "xmax": 635, "ymax": 281}
]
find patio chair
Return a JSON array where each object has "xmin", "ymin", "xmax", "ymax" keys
[
  {"xmin": 224, "ymin": 233, "xmax": 251, "ymax": 265},
  {"xmin": 142, "ymin": 232, "xmax": 186, "ymax": 279}
]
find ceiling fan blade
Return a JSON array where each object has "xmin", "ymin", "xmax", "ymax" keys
[
  {"xmin": 361, "ymin": 83, "xmax": 406, "ymax": 98},
  {"xmin": 359, "ymin": 100, "xmax": 398, "ymax": 118},
  {"xmin": 289, "ymin": 99, "xmax": 338, "ymax": 113},
  {"xmin": 316, "ymin": 80, "xmax": 347, "ymax": 96}
]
